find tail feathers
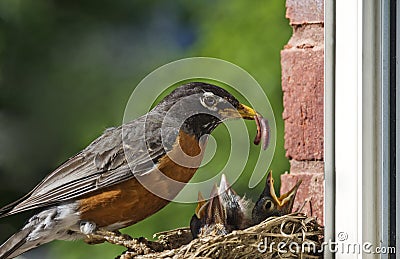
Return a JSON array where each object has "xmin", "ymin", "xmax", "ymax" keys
[
  {"xmin": 0, "ymin": 228, "xmax": 33, "ymax": 259},
  {"xmin": 0, "ymin": 202, "xmax": 17, "ymax": 219},
  {"xmin": 0, "ymin": 204, "xmax": 82, "ymax": 259}
]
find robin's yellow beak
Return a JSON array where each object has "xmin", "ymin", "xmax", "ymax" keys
[{"xmin": 219, "ymin": 103, "xmax": 257, "ymax": 120}]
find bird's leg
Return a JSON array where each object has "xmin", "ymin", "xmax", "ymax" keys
[
  {"xmin": 79, "ymin": 221, "xmax": 133, "ymax": 246},
  {"xmin": 80, "ymin": 221, "xmax": 103, "ymax": 244}
]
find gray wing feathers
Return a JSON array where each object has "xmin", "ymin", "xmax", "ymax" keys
[{"xmin": 0, "ymin": 114, "xmax": 167, "ymax": 217}]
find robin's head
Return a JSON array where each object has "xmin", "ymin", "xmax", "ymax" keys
[
  {"xmin": 154, "ymin": 82, "xmax": 257, "ymax": 139},
  {"xmin": 252, "ymin": 172, "xmax": 302, "ymax": 225}
]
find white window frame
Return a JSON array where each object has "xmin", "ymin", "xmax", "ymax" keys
[{"xmin": 325, "ymin": 0, "xmax": 397, "ymax": 258}]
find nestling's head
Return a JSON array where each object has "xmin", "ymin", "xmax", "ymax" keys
[{"xmin": 252, "ymin": 172, "xmax": 302, "ymax": 225}]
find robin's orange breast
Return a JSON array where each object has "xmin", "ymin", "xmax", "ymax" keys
[{"xmin": 77, "ymin": 130, "xmax": 204, "ymax": 228}]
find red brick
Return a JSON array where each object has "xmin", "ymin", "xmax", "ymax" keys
[
  {"xmin": 281, "ymin": 0, "xmax": 324, "ymax": 225},
  {"xmin": 289, "ymin": 160, "xmax": 324, "ymax": 174},
  {"xmin": 286, "ymin": 0, "xmax": 324, "ymax": 25},
  {"xmin": 280, "ymin": 169, "xmax": 324, "ymax": 226},
  {"xmin": 285, "ymin": 24, "xmax": 324, "ymax": 50},
  {"xmin": 281, "ymin": 48, "xmax": 324, "ymax": 160}
]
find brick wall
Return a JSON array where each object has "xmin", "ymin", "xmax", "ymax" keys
[{"xmin": 280, "ymin": 0, "xmax": 324, "ymax": 225}]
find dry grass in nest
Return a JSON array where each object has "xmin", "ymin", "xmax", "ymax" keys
[{"xmin": 116, "ymin": 213, "xmax": 324, "ymax": 259}]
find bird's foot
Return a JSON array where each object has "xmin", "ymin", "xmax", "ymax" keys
[{"xmin": 79, "ymin": 221, "xmax": 133, "ymax": 246}]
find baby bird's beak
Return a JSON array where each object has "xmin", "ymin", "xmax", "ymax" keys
[
  {"xmin": 202, "ymin": 184, "xmax": 228, "ymax": 236},
  {"xmin": 190, "ymin": 174, "xmax": 255, "ymax": 238},
  {"xmin": 190, "ymin": 184, "xmax": 228, "ymax": 238},
  {"xmin": 218, "ymin": 174, "xmax": 245, "ymax": 231},
  {"xmin": 252, "ymin": 171, "xmax": 302, "ymax": 225}
]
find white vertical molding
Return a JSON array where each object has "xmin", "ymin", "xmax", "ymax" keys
[
  {"xmin": 335, "ymin": 0, "xmax": 363, "ymax": 258},
  {"xmin": 356, "ymin": 1, "xmax": 363, "ymax": 257},
  {"xmin": 362, "ymin": 0, "xmax": 380, "ymax": 257},
  {"xmin": 324, "ymin": 0, "xmax": 335, "ymax": 257},
  {"xmin": 380, "ymin": 0, "xmax": 390, "ymax": 257}
]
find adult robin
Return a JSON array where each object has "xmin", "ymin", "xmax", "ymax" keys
[
  {"xmin": 0, "ymin": 82, "xmax": 261, "ymax": 259},
  {"xmin": 191, "ymin": 172, "xmax": 302, "ymax": 238}
]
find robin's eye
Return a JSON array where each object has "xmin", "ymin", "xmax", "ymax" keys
[
  {"xmin": 201, "ymin": 92, "xmax": 218, "ymax": 110},
  {"xmin": 264, "ymin": 200, "xmax": 274, "ymax": 211},
  {"xmin": 204, "ymin": 96, "xmax": 216, "ymax": 107}
]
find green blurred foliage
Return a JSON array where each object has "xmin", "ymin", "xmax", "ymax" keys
[{"xmin": 0, "ymin": 0, "xmax": 290, "ymax": 258}]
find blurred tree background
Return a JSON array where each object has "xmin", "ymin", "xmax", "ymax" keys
[{"xmin": 0, "ymin": 0, "xmax": 291, "ymax": 258}]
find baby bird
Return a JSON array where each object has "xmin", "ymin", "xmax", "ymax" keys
[
  {"xmin": 190, "ymin": 175, "xmax": 253, "ymax": 238},
  {"xmin": 190, "ymin": 172, "xmax": 302, "ymax": 238},
  {"xmin": 252, "ymin": 172, "xmax": 302, "ymax": 225}
]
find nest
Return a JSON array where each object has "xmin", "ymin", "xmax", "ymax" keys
[{"xmin": 116, "ymin": 213, "xmax": 323, "ymax": 259}]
